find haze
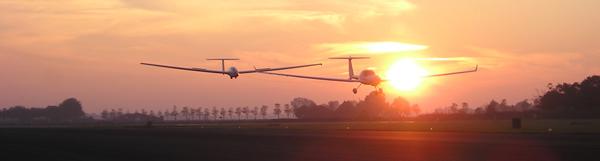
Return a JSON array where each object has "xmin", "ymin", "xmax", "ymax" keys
[{"xmin": 1, "ymin": 0, "xmax": 598, "ymax": 113}]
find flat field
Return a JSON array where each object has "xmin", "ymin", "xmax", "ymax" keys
[
  {"xmin": 157, "ymin": 119, "xmax": 600, "ymax": 134},
  {"xmin": 1, "ymin": 119, "xmax": 599, "ymax": 161}
]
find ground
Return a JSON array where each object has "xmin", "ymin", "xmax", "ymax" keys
[{"xmin": 1, "ymin": 119, "xmax": 599, "ymax": 161}]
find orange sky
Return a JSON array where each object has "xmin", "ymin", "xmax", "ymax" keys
[{"xmin": 1, "ymin": 0, "xmax": 598, "ymax": 113}]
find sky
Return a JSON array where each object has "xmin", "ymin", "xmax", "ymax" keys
[{"xmin": 1, "ymin": 0, "xmax": 599, "ymax": 113}]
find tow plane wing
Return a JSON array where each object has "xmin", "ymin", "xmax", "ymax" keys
[
  {"xmin": 259, "ymin": 71, "xmax": 360, "ymax": 82},
  {"xmin": 423, "ymin": 65, "xmax": 478, "ymax": 77},
  {"xmin": 240, "ymin": 63, "xmax": 322, "ymax": 74}
]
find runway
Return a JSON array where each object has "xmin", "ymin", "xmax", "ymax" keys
[{"xmin": 1, "ymin": 127, "xmax": 598, "ymax": 161}]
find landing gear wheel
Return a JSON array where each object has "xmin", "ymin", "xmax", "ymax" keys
[{"xmin": 353, "ymin": 84, "xmax": 362, "ymax": 94}]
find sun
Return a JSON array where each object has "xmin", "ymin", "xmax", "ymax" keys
[{"xmin": 385, "ymin": 59, "xmax": 429, "ymax": 91}]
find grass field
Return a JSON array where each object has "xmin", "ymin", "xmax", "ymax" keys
[
  {"xmin": 2, "ymin": 119, "xmax": 599, "ymax": 161},
  {"xmin": 3, "ymin": 119, "xmax": 598, "ymax": 134},
  {"xmin": 148, "ymin": 119, "xmax": 600, "ymax": 134}
]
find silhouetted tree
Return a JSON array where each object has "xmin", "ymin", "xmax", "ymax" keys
[
  {"xmin": 101, "ymin": 109, "xmax": 109, "ymax": 120},
  {"xmin": 196, "ymin": 107, "xmax": 203, "ymax": 120},
  {"xmin": 157, "ymin": 110, "xmax": 164, "ymax": 120},
  {"xmin": 273, "ymin": 105, "xmax": 282, "ymax": 119},
  {"xmin": 0, "ymin": 98, "xmax": 87, "ymax": 123},
  {"xmin": 499, "ymin": 99, "xmax": 511, "ymax": 112},
  {"xmin": 474, "ymin": 107, "xmax": 484, "ymax": 114},
  {"xmin": 536, "ymin": 75, "xmax": 600, "ymax": 118},
  {"xmin": 294, "ymin": 104, "xmax": 334, "ymax": 120},
  {"xmin": 449, "ymin": 103, "xmax": 459, "ymax": 114},
  {"xmin": 252, "ymin": 106, "xmax": 259, "ymax": 120},
  {"xmin": 290, "ymin": 98, "xmax": 316, "ymax": 110},
  {"xmin": 235, "ymin": 107, "xmax": 241, "ymax": 120},
  {"xmin": 515, "ymin": 99, "xmax": 532, "ymax": 111},
  {"xmin": 117, "ymin": 108, "xmax": 123, "ymax": 118},
  {"xmin": 328, "ymin": 101, "xmax": 340, "ymax": 111},
  {"xmin": 227, "ymin": 108, "xmax": 233, "ymax": 120},
  {"xmin": 486, "ymin": 100, "xmax": 499, "ymax": 117},
  {"xmin": 211, "ymin": 107, "xmax": 218, "ymax": 120},
  {"xmin": 242, "ymin": 106, "xmax": 249, "ymax": 120},
  {"xmin": 171, "ymin": 106, "xmax": 178, "ymax": 121},
  {"xmin": 459, "ymin": 102, "xmax": 470, "ymax": 114},
  {"xmin": 190, "ymin": 108, "xmax": 196, "ymax": 120},
  {"xmin": 335, "ymin": 101, "xmax": 358, "ymax": 120},
  {"xmin": 141, "ymin": 109, "xmax": 148, "ymax": 116},
  {"xmin": 355, "ymin": 91, "xmax": 387, "ymax": 120},
  {"xmin": 242, "ymin": 107, "xmax": 249, "ymax": 120},
  {"xmin": 57, "ymin": 98, "xmax": 85, "ymax": 120},
  {"xmin": 110, "ymin": 109, "xmax": 117, "ymax": 120},
  {"xmin": 260, "ymin": 105, "xmax": 269, "ymax": 119},
  {"xmin": 220, "ymin": 108, "xmax": 226, "ymax": 120},
  {"xmin": 182, "ymin": 107, "xmax": 190, "ymax": 120},
  {"xmin": 203, "ymin": 108, "xmax": 209, "ymax": 121},
  {"xmin": 284, "ymin": 104, "xmax": 292, "ymax": 118},
  {"xmin": 390, "ymin": 96, "xmax": 410, "ymax": 119}
]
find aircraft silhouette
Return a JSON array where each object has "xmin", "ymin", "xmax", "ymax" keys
[
  {"xmin": 141, "ymin": 58, "xmax": 321, "ymax": 79},
  {"xmin": 260, "ymin": 56, "xmax": 478, "ymax": 94}
]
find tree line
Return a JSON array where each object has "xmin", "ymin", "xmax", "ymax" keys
[
  {"xmin": 536, "ymin": 75, "xmax": 600, "ymax": 118},
  {"xmin": 100, "ymin": 103, "xmax": 295, "ymax": 122},
  {"xmin": 97, "ymin": 91, "xmax": 421, "ymax": 122},
  {"xmin": 0, "ymin": 98, "xmax": 87, "ymax": 123},
  {"xmin": 2, "ymin": 75, "xmax": 598, "ymax": 124},
  {"xmin": 289, "ymin": 92, "xmax": 420, "ymax": 120},
  {"xmin": 418, "ymin": 99, "xmax": 535, "ymax": 120},
  {"xmin": 276, "ymin": 75, "xmax": 600, "ymax": 121}
]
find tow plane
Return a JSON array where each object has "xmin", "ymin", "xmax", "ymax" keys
[{"xmin": 259, "ymin": 56, "xmax": 478, "ymax": 94}]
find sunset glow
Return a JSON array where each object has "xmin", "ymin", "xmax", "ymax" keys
[
  {"xmin": 0, "ymin": 0, "xmax": 597, "ymax": 114},
  {"xmin": 320, "ymin": 41, "xmax": 428, "ymax": 54},
  {"xmin": 1, "ymin": 1, "xmax": 598, "ymax": 159},
  {"xmin": 385, "ymin": 59, "xmax": 429, "ymax": 91},
  {"xmin": 364, "ymin": 42, "xmax": 428, "ymax": 53}
]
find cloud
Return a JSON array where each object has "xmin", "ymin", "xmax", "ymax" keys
[
  {"xmin": 468, "ymin": 47, "xmax": 588, "ymax": 70},
  {"xmin": 0, "ymin": 0, "xmax": 418, "ymax": 62},
  {"xmin": 317, "ymin": 41, "xmax": 427, "ymax": 55},
  {"xmin": 117, "ymin": 0, "xmax": 416, "ymax": 30},
  {"xmin": 119, "ymin": 0, "xmax": 416, "ymax": 16},
  {"xmin": 413, "ymin": 57, "xmax": 473, "ymax": 62}
]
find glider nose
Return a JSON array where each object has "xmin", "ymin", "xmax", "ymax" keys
[
  {"xmin": 227, "ymin": 67, "xmax": 240, "ymax": 79},
  {"xmin": 228, "ymin": 71, "xmax": 239, "ymax": 79}
]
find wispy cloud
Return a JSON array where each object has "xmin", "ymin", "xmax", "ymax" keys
[{"xmin": 317, "ymin": 41, "xmax": 427, "ymax": 55}]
